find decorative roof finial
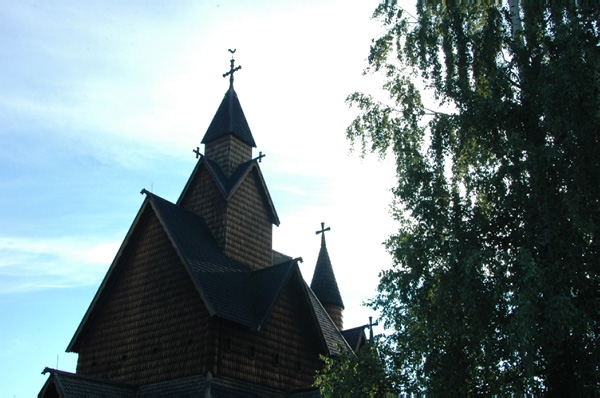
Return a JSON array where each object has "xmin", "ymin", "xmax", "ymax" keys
[
  {"xmin": 223, "ymin": 49, "xmax": 241, "ymax": 88},
  {"xmin": 316, "ymin": 222, "xmax": 330, "ymax": 244},
  {"xmin": 368, "ymin": 316, "xmax": 379, "ymax": 340}
]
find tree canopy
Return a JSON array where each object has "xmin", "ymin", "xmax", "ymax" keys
[{"xmin": 342, "ymin": 1, "xmax": 600, "ymax": 395}]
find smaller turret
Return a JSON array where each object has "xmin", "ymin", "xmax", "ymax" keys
[{"xmin": 310, "ymin": 222, "xmax": 344, "ymax": 330}]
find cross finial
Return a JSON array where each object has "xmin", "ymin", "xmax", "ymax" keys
[
  {"xmin": 193, "ymin": 146, "xmax": 202, "ymax": 159},
  {"xmin": 316, "ymin": 222, "xmax": 330, "ymax": 237},
  {"xmin": 223, "ymin": 49, "xmax": 241, "ymax": 88},
  {"xmin": 254, "ymin": 151, "xmax": 266, "ymax": 163},
  {"xmin": 368, "ymin": 316, "xmax": 379, "ymax": 340}
]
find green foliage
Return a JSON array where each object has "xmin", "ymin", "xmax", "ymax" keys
[
  {"xmin": 314, "ymin": 341, "xmax": 397, "ymax": 396},
  {"xmin": 346, "ymin": 1, "xmax": 600, "ymax": 395}
]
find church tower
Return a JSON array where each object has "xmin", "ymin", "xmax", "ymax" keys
[
  {"xmin": 178, "ymin": 51, "xmax": 279, "ymax": 270},
  {"xmin": 311, "ymin": 222, "xmax": 345, "ymax": 330}
]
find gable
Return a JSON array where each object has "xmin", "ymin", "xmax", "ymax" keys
[
  {"xmin": 178, "ymin": 160, "xmax": 228, "ymax": 225},
  {"xmin": 178, "ymin": 157, "xmax": 279, "ymax": 226},
  {"xmin": 65, "ymin": 189, "xmax": 350, "ymax": 390},
  {"xmin": 216, "ymin": 272, "xmax": 325, "ymax": 392},
  {"xmin": 70, "ymin": 206, "xmax": 212, "ymax": 385}
]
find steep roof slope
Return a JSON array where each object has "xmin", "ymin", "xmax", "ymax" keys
[
  {"xmin": 202, "ymin": 87, "xmax": 256, "ymax": 147},
  {"xmin": 68, "ymin": 192, "xmax": 349, "ymax": 355},
  {"xmin": 310, "ymin": 234, "xmax": 344, "ymax": 309}
]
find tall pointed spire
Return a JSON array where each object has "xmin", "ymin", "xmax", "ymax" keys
[
  {"xmin": 201, "ymin": 87, "xmax": 256, "ymax": 148},
  {"xmin": 202, "ymin": 50, "xmax": 256, "ymax": 148},
  {"xmin": 201, "ymin": 50, "xmax": 256, "ymax": 178},
  {"xmin": 311, "ymin": 222, "xmax": 344, "ymax": 330}
]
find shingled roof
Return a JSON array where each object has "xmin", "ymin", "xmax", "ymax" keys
[
  {"xmin": 341, "ymin": 325, "xmax": 367, "ymax": 352},
  {"xmin": 40, "ymin": 368, "xmax": 136, "ymax": 397},
  {"xmin": 202, "ymin": 87, "xmax": 256, "ymax": 147},
  {"xmin": 40, "ymin": 368, "xmax": 323, "ymax": 397},
  {"xmin": 67, "ymin": 191, "xmax": 349, "ymax": 355},
  {"xmin": 310, "ymin": 234, "xmax": 344, "ymax": 309}
]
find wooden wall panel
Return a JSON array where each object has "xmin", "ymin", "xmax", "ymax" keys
[{"xmin": 323, "ymin": 304, "xmax": 343, "ymax": 331}]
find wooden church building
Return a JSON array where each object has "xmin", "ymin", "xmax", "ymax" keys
[{"xmin": 38, "ymin": 54, "xmax": 366, "ymax": 397}]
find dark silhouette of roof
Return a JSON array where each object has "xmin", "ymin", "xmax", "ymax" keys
[
  {"xmin": 68, "ymin": 191, "xmax": 349, "ymax": 355},
  {"xmin": 341, "ymin": 325, "xmax": 367, "ymax": 352},
  {"xmin": 41, "ymin": 368, "xmax": 136, "ymax": 397},
  {"xmin": 41, "ymin": 368, "xmax": 323, "ymax": 397},
  {"xmin": 202, "ymin": 87, "xmax": 256, "ymax": 147},
  {"xmin": 310, "ymin": 234, "xmax": 344, "ymax": 309}
]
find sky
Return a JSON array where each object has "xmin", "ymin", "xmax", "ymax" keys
[{"xmin": 0, "ymin": 1, "xmax": 408, "ymax": 395}]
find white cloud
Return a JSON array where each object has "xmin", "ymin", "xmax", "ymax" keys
[{"xmin": 0, "ymin": 236, "xmax": 120, "ymax": 294}]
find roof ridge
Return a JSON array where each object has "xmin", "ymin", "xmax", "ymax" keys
[{"xmin": 251, "ymin": 259, "xmax": 298, "ymax": 330}]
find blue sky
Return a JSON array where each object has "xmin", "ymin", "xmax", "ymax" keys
[{"xmin": 0, "ymin": 1, "xmax": 408, "ymax": 395}]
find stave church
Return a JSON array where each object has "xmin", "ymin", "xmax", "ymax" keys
[{"xmin": 38, "ymin": 53, "xmax": 367, "ymax": 397}]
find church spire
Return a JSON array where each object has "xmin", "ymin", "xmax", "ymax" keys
[
  {"xmin": 201, "ymin": 50, "xmax": 256, "ymax": 178},
  {"xmin": 311, "ymin": 222, "xmax": 344, "ymax": 330}
]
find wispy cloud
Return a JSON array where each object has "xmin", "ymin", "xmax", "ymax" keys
[{"xmin": 0, "ymin": 236, "xmax": 120, "ymax": 294}]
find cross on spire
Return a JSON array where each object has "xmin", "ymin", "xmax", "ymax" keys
[
  {"xmin": 316, "ymin": 222, "xmax": 330, "ymax": 237},
  {"xmin": 193, "ymin": 146, "xmax": 202, "ymax": 159},
  {"xmin": 254, "ymin": 151, "xmax": 266, "ymax": 163},
  {"xmin": 223, "ymin": 49, "xmax": 241, "ymax": 88},
  {"xmin": 368, "ymin": 316, "xmax": 379, "ymax": 340}
]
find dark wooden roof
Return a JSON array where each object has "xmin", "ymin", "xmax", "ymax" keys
[
  {"xmin": 40, "ymin": 368, "xmax": 136, "ymax": 397},
  {"xmin": 68, "ymin": 191, "xmax": 348, "ymax": 355},
  {"xmin": 177, "ymin": 155, "xmax": 280, "ymax": 226},
  {"xmin": 341, "ymin": 325, "xmax": 367, "ymax": 352},
  {"xmin": 202, "ymin": 87, "xmax": 256, "ymax": 147},
  {"xmin": 310, "ymin": 235, "xmax": 344, "ymax": 309},
  {"xmin": 40, "ymin": 368, "xmax": 322, "ymax": 397}
]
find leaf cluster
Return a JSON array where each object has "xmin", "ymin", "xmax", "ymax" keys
[
  {"xmin": 345, "ymin": 1, "xmax": 600, "ymax": 395},
  {"xmin": 314, "ymin": 340, "xmax": 398, "ymax": 397}
]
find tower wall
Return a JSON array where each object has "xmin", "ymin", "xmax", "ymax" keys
[
  {"xmin": 204, "ymin": 134, "xmax": 252, "ymax": 178},
  {"xmin": 324, "ymin": 304, "xmax": 344, "ymax": 331},
  {"xmin": 224, "ymin": 169, "xmax": 273, "ymax": 270},
  {"xmin": 179, "ymin": 166, "xmax": 228, "ymax": 248},
  {"xmin": 179, "ymin": 165, "xmax": 273, "ymax": 270}
]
